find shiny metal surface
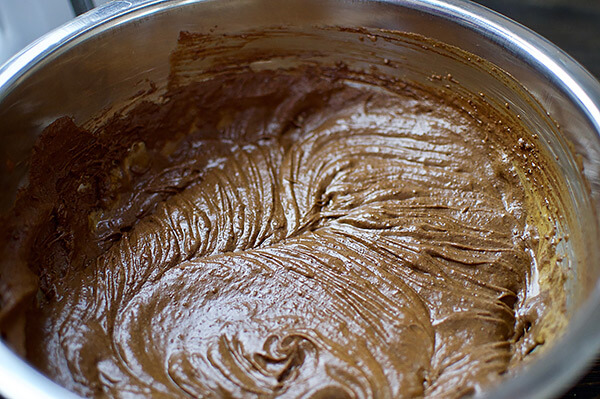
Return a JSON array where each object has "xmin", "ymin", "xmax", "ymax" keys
[{"xmin": 1, "ymin": 0, "xmax": 600, "ymax": 398}]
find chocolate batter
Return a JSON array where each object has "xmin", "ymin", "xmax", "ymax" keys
[{"xmin": 0, "ymin": 30, "xmax": 567, "ymax": 398}]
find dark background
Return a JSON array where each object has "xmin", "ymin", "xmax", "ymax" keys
[
  {"xmin": 473, "ymin": 0, "xmax": 600, "ymax": 78},
  {"xmin": 473, "ymin": 0, "xmax": 600, "ymax": 397}
]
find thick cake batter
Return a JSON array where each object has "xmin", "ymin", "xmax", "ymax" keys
[{"xmin": 0, "ymin": 31, "xmax": 567, "ymax": 398}]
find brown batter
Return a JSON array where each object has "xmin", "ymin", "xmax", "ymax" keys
[{"xmin": 0, "ymin": 30, "xmax": 567, "ymax": 398}]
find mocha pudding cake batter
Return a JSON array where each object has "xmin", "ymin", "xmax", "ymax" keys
[{"xmin": 0, "ymin": 30, "xmax": 568, "ymax": 398}]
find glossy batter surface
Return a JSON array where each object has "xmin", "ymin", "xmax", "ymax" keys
[
  {"xmin": 0, "ymin": 23, "xmax": 571, "ymax": 394},
  {"xmin": 14, "ymin": 73, "xmax": 541, "ymax": 398}
]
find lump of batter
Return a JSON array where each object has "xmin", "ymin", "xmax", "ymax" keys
[{"xmin": 0, "ymin": 41, "xmax": 564, "ymax": 398}]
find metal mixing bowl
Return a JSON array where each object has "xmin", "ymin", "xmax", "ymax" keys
[{"xmin": 1, "ymin": 0, "xmax": 600, "ymax": 398}]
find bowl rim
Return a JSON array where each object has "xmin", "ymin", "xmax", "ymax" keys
[{"xmin": 1, "ymin": 0, "xmax": 600, "ymax": 398}]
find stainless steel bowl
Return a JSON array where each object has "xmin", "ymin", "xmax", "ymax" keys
[{"xmin": 1, "ymin": 0, "xmax": 600, "ymax": 398}]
